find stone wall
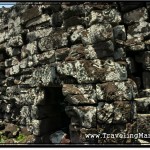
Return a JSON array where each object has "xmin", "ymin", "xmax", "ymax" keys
[{"xmin": 0, "ymin": 2, "xmax": 150, "ymax": 144}]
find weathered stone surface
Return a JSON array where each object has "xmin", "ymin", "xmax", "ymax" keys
[
  {"xmin": 113, "ymin": 25, "xmax": 126, "ymax": 40},
  {"xmin": 0, "ymin": 31, "xmax": 8, "ymax": 44},
  {"xmin": 59, "ymin": 42, "xmax": 114, "ymax": 61},
  {"xmin": 70, "ymin": 25, "xmax": 84, "ymax": 44},
  {"xmin": 116, "ymin": 37, "xmax": 145, "ymax": 51},
  {"xmin": 50, "ymin": 130, "xmax": 70, "ymax": 144},
  {"xmin": 21, "ymin": 41, "xmax": 37, "ymax": 58},
  {"xmin": 57, "ymin": 59, "xmax": 127, "ymax": 83},
  {"xmin": 84, "ymin": 41, "xmax": 114, "ymax": 59},
  {"xmin": 96, "ymin": 79, "xmax": 138, "ymax": 101},
  {"xmin": 65, "ymin": 106, "xmax": 96, "ymax": 128},
  {"xmin": 5, "ymin": 47, "xmax": 20, "ymax": 57},
  {"xmin": 97, "ymin": 101, "xmax": 133, "ymax": 124},
  {"xmin": 63, "ymin": 84, "xmax": 97, "ymax": 104},
  {"xmin": 1, "ymin": 2, "xmax": 150, "ymax": 145},
  {"xmin": 6, "ymin": 64, "xmax": 20, "ymax": 76},
  {"xmin": 55, "ymin": 47, "xmax": 70, "ymax": 61},
  {"xmin": 114, "ymin": 48, "xmax": 126, "ymax": 60},
  {"xmin": 35, "ymin": 50, "xmax": 55, "ymax": 65},
  {"xmin": 38, "ymin": 30, "xmax": 68, "ymax": 51},
  {"xmin": 62, "ymin": 5, "xmax": 86, "ymax": 20},
  {"xmin": 23, "ymin": 65, "xmax": 56, "ymax": 86},
  {"xmin": 69, "ymin": 125, "xmax": 98, "ymax": 144},
  {"xmin": 25, "ymin": 14, "xmax": 51, "ymax": 28},
  {"xmin": 88, "ymin": 9, "xmax": 121, "ymax": 25},
  {"xmin": 135, "ymin": 97, "xmax": 150, "ymax": 113},
  {"xmin": 81, "ymin": 24, "xmax": 113, "ymax": 45},
  {"xmin": 137, "ymin": 114, "xmax": 150, "ymax": 135},
  {"xmin": 127, "ymin": 21, "xmax": 150, "ymax": 39},
  {"xmin": 123, "ymin": 7, "xmax": 148, "ymax": 24},
  {"xmin": 5, "ymin": 57, "xmax": 19, "ymax": 67},
  {"xmin": 3, "ymin": 123, "xmax": 19, "ymax": 138},
  {"xmin": 21, "ymin": 6, "xmax": 42, "ymax": 24},
  {"xmin": 97, "ymin": 123, "xmax": 137, "ymax": 144},
  {"xmin": 8, "ymin": 35, "xmax": 23, "ymax": 47},
  {"xmin": 27, "ymin": 28, "xmax": 53, "ymax": 42}
]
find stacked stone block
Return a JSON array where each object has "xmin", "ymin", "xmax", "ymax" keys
[{"xmin": 0, "ymin": 2, "xmax": 149, "ymax": 144}]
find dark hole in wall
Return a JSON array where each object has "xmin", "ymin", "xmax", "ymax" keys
[
  {"xmin": 37, "ymin": 86, "xmax": 70, "ymax": 143},
  {"xmin": 126, "ymin": 50, "xmax": 144, "ymax": 89}
]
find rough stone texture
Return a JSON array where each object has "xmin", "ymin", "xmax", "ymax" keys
[
  {"xmin": 57, "ymin": 59, "xmax": 127, "ymax": 83},
  {"xmin": 96, "ymin": 79, "xmax": 138, "ymax": 101},
  {"xmin": 0, "ymin": 2, "xmax": 149, "ymax": 145},
  {"xmin": 97, "ymin": 101, "xmax": 133, "ymax": 124},
  {"xmin": 123, "ymin": 7, "xmax": 148, "ymax": 24},
  {"xmin": 137, "ymin": 114, "xmax": 150, "ymax": 143}
]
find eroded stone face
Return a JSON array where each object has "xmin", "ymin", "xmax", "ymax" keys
[
  {"xmin": 135, "ymin": 97, "xmax": 150, "ymax": 113},
  {"xmin": 137, "ymin": 114, "xmax": 150, "ymax": 136},
  {"xmin": 127, "ymin": 21, "xmax": 150, "ymax": 39},
  {"xmin": 63, "ymin": 84, "xmax": 97, "ymax": 104},
  {"xmin": 81, "ymin": 24, "xmax": 113, "ymax": 45},
  {"xmin": 38, "ymin": 30, "xmax": 68, "ymax": 51},
  {"xmin": 8, "ymin": 35, "xmax": 23, "ymax": 47},
  {"xmin": 96, "ymin": 79, "xmax": 138, "ymax": 101},
  {"xmin": 65, "ymin": 106, "xmax": 96, "ymax": 128},
  {"xmin": 0, "ymin": 2, "xmax": 150, "ymax": 145},
  {"xmin": 57, "ymin": 59, "xmax": 127, "ymax": 83},
  {"xmin": 123, "ymin": 7, "xmax": 148, "ymax": 24},
  {"xmin": 97, "ymin": 101, "xmax": 133, "ymax": 124},
  {"xmin": 88, "ymin": 9, "xmax": 121, "ymax": 25},
  {"xmin": 98, "ymin": 123, "xmax": 137, "ymax": 144}
]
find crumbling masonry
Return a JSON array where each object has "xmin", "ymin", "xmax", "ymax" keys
[{"xmin": 0, "ymin": 2, "xmax": 150, "ymax": 144}]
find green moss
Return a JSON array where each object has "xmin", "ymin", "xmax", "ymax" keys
[
  {"xmin": 16, "ymin": 133, "xmax": 26, "ymax": 143},
  {"xmin": 0, "ymin": 135, "xmax": 6, "ymax": 143}
]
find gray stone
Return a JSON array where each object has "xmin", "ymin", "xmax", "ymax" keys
[
  {"xmin": 0, "ymin": 31, "xmax": 8, "ymax": 44},
  {"xmin": 38, "ymin": 30, "xmax": 68, "ymax": 51},
  {"xmin": 65, "ymin": 106, "xmax": 96, "ymax": 128},
  {"xmin": 63, "ymin": 84, "xmax": 97, "ymax": 104},
  {"xmin": 23, "ymin": 65, "xmax": 56, "ymax": 86},
  {"xmin": 135, "ymin": 97, "xmax": 150, "ymax": 113},
  {"xmin": 114, "ymin": 48, "xmax": 126, "ymax": 60},
  {"xmin": 55, "ymin": 47, "xmax": 70, "ymax": 61},
  {"xmin": 25, "ymin": 14, "xmax": 51, "ymax": 28},
  {"xmin": 98, "ymin": 123, "xmax": 136, "ymax": 144},
  {"xmin": 21, "ymin": 6, "xmax": 42, "ymax": 24},
  {"xmin": 96, "ymin": 79, "xmax": 138, "ymax": 101},
  {"xmin": 8, "ymin": 35, "xmax": 23, "ymax": 47},
  {"xmin": 127, "ymin": 21, "xmax": 150, "ymax": 39},
  {"xmin": 137, "ymin": 114, "xmax": 150, "ymax": 134},
  {"xmin": 97, "ymin": 101, "xmax": 132, "ymax": 124},
  {"xmin": 6, "ymin": 47, "xmax": 20, "ymax": 57},
  {"xmin": 113, "ymin": 25, "xmax": 126, "ymax": 40},
  {"xmin": 27, "ymin": 28, "xmax": 53, "ymax": 42},
  {"xmin": 5, "ymin": 57, "xmax": 19, "ymax": 67},
  {"xmin": 116, "ymin": 37, "xmax": 145, "ymax": 51},
  {"xmin": 57, "ymin": 59, "xmax": 127, "ymax": 83},
  {"xmin": 123, "ymin": 7, "xmax": 148, "ymax": 24},
  {"xmin": 9, "ymin": 64, "xmax": 20, "ymax": 76},
  {"xmin": 69, "ymin": 125, "xmax": 97, "ymax": 144},
  {"xmin": 81, "ymin": 24, "xmax": 113, "ymax": 45},
  {"xmin": 88, "ymin": 9, "xmax": 121, "ymax": 25}
]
